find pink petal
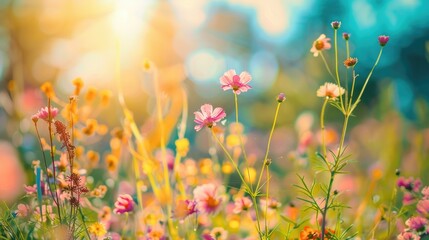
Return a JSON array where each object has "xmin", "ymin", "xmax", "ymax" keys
[
  {"xmin": 239, "ymin": 71, "xmax": 252, "ymax": 84},
  {"xmin": 200, "ymin": 104, "xmax": 213, "ymax": 118},
  {"xmin": 224, "ymin": 69, "xmax": 236, "ymax": 79},
  {"xmin": 194, "ymin": 111, "xmax": 205, "ymax": 123},
  {"xmin": 211, "ymin": 108, "xmax": 226, "ymax": 122},
  {"xmin": 194, "ymin": 124, "xmax": 203, "ymax": 132}
]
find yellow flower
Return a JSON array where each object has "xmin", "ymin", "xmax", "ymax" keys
[
  {"xmin": 40, "ymin": 82, "xmax": 55, "ymax": 98},
  {"xmin": 88, "ymin": 222, "xmax": 106, "ymax": 237},
  {"xmin": 105, "ymin": 154, "xmax": 118, "ymax": 173},
  {"xmin": 243, "ymin": 167, "xmax": 256, "ymax": 184},
  {"xmin": 221, "ymin": 162, "xmax": 233, "ymax": 175},
  {"xmin": 82, "ymin": 119, "xmax": 98, "ymax": 135},
  {"xmin": 86, "ymin": 150, "xmax": 100, "ymax": 168},
  {"xmin": 72, "ymin": 77, "xmax": 84, "ymax": 95},
  {"xmin": 85, "ymin": 87, "xmax": 97, "ymax": 103},
  {"xmin": 199, "ymin": 158, "xmax": 213, "ymax": 175},
  {"xmin": 100, "ymin": 90, "xmax": 112, "ymax": 107},
  {"xmin": 175, "ymin": 138, "xmax": 189, "ymax": 157},
  {"xmin": 226, "ymin": 134, "xmax": 240, "ymax": 148}
]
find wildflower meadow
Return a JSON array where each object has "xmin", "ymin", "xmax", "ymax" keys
[{"xmin": 1, "ymin": 1, "xmax": 429, "ymax": 240}]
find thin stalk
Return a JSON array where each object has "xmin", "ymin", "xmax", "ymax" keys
[
  {"xmin": 321, "ymin": 113, "xmax": 349, "ymax": 239},
  {"xmin": 235, "ymin": 93, "xmax": 249, "ymax": 161},
  {"xmin": 348, "ymin": 70, "xmax": 357, "ymax": 112},
  {"xmin": 320, "ymin": 98, "xmax": 329, "ymax": 160},
  {"xmin": 250, "ymin": 196, "xmax": 263, "ymax": 239},
  {"xmin": 320, "ymin": 171, "xmax": 335, "ymax": 240},
  {"xmin": 351, "ymin": 47, "xmax": 384, "ymax": 113},
  {"xmin": 47, "ymin": 99, "xmax": 62, "ymax": 223},
  {"xmin": 34, "ymin": 123, "xmax": 59, "ymax": 207},
  {"xmin": 264, "ymin": 166, "xmax": 270, "ymax": 237},
  {"xmin": 319, "ymin": 52, "xmax": 336, "ymax": 82},
  {"xmin": 153, "ymin": 70, "xmax": 172, "ymax": 204},
  {"xmin": 211, "ymin": 129, "xmax": 249, "ymax": 190},
  {"xmin": 256, "ymin": 103, "xmax": 281, "ymax": 192},
  {"xmin": 78, "ymin": 207, "xmax": 91, "ymax": 239},
  {"xmin": 334, "ymin": 29, "xmax": 345, "ymax": 112},
  {"xmin": 338, "ymin": 115, "xmax": 350, "ymax": 156}
]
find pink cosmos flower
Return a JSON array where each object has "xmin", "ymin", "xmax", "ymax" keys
[
  {"xmin": 32, "ymin": 106, "xmax": 59, "ymax": 122},
  {"xmin": 403, "ymin": 192, "xmax": 416, "ymax": 205},
  {"xmin": 397, "ymin": 177, "xmax": 422, "ymax": 192},
  {"xmin": 193, "ymin": 183, "xmax": 222, "ymax": 214},
  {"xmin": 310, "ymin": 34, "xmax": 331, "ymax": 57},
  {"xmin": 233, "ymin": 197, "xmax": 253, "ymax": 214},
  {"xmin": 219, "ymin": 69, "xmax": 252, "ymax": 94},
  {"xmin": 194, "ymin": 104, "xmax": 226, "ymax": 132},
  {"xmin": 15, "ymin": 204, "xmax": 29, "ymax": 217},
  {"xmin": 113, "ymin": 194, "xmax": 134, "ymax": 214},
  {"xmin": 422, "ymin": 186, "xmax": 429, "ymax": 199},
  {"xmin": 316, "ymin": 83, "xmax": 345, "ymax": 100},
  {"xmin": 397, "ymin": 232, "xmax": 421, "ymax": 240},
  {"xmin": 210, "ymin": 227, "xmax": 228, "ymax": 240},
  {"xmin": 417, "ymin": 199, "xmax": 429, "ymax": 216},
  {"xmin": 259, "ymin": 198, "xmax": 282, "ymax": 213},
  {"xmin": 24, "ymin": 184, "xmax": 37, "ymax": 195},
  {"xmin": 405, "ymin": 216, "xmax": 428, "ymax": 232},
  {"xmin": 172, "ymin": 199, "xmax": 198, "ymax": 221}
]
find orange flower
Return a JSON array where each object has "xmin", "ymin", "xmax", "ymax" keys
[
  {"xmin": 310, "ymin": 34, "xmax": 331, "ymax": 57},
  {"xmin": 40, "ymin": 82, "xmax": 55, "ymax": 98},
  {"xmin": 300, "ymin": 226, "xmax": 320, "ymax": 240},
  {"xmin": 72, "ymin": 78, "xmax": 84, "ymax": 95}
]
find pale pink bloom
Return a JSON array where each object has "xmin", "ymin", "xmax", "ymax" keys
[
  {"xmin": 397, "ymin": 232, "xmax": 421, "ymax": 240},
  {"xmin": 310, "ymin": 34, "xmax": 331, "ymax": 57},
  {"xmin": 15, "ymin": 204, "xmax": 29, "ymax": 217},
  {"xmin": 24, "ymin": 184, "xmax": 37, "ymax": 195},
  {"xmin": 210, "ymin": 227, "xmax": 228, "ymax": 240},
  {"xmin": 34, "ymin": 205, "xmax": 55, "ymax": 222},
  {"xmin": 316, "ymin": 82, "xmax": 345, "ymax": 100},
  {"xmin": 194, "ymin": 104, "xmax": 226, "ymax": 132},
  {"xmin": 113, "ymin": 194, "xmax": 134, "ymax": 214},
  {"xmin": 259, "ymin": 198, "xmax": 282, "ymax": 214},
  {"xmin": 417, "ymin": 199, "xmax": 429, "ymax": 216},
  {"xmin": 422, "ymin": 186, "xmax": 429, "ymax": 199},
  {"xmin": 193, "ymin": 183, "xmax": 222, "ymax": 214},
  {"xmin": 33, "ymin": 106, "xmax": 59, "ymax": 122},
  {"xmin": 403, "ymin": 192, "xmax": 416, "ymax": 205},
  {"xmin": 220, "ymin": 69, "xmax": 252, "ymax": 94},
  {"xmin": 405, "ymin": 216, "xmax": 428, "ymax": 231},
  {"xmin": 233, "ymin": 197, "xmax": 253, "ymax": 214},
  {"xmin": 172, "ymin": 199, "xmax": 198, "ymax": 221}
]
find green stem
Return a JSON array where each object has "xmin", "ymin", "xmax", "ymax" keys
[
  {"xmin": 250, "ymin": 195, "xmax": 263, "ymax": 239},
  {"xmin": 320, "ymin": 171, "xmax": 335, "ymax": 240},
  {"xmin": 47, "ymin": 99, "xmax": 62, "ymax": 224},
  {"xmin": 265, "ymin": 165, "xmax": 270, "ymax": 237},
  {"xmin": 320, "ymin": 98, "xmax": 329, "ymax": 160},
  {"xmin": 234, "ymin": 93, "xmax": 250, "ymax": 188},
  {"xmin": 319, "ymin": 52, "xmax": 336, "ymax": 82},
  {"xmin": 334, "ymin": 29, "xmax": 345, "ymax": 112},
  {"xmin": 338, "ymin": 115, "xmax": 350, "ymax": 157},
  {"xmin": 351, "ymin": 47, "xmax": 384, "ymax": 113},
  {"xmin": 211, "ymin": 129, "xmax": 249, "ymax": 190},
  {"xmin": 256, "ymin": 103, "xmax": 281, "ymax": 193}
]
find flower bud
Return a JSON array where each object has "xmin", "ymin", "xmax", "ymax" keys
[
  {"xmin": 378, "ymin": 35, "xmax": 390, "ymax": 46},
  {"xmin": 276, "ymin": 93, "xmax": 286, "ymax": 103},
  {"xmin": 343, "ymin": 57, "xmax": 358, "ymax": 68},
  {"xmin": 342, "ymin": 32, "xmax": 350, "ymax": 40},
  {"xmin": 331, "ymin": 21, "xmax": 341, "ymax": 29}
]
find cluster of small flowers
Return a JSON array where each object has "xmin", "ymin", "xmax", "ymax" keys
[
  {"xmin": 299, "ymin": 226, "xmax": 335, "ymax": 240},
  {"xmin": 397, "ymin": 177, "xmax": 429, "ymax": 239}
]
